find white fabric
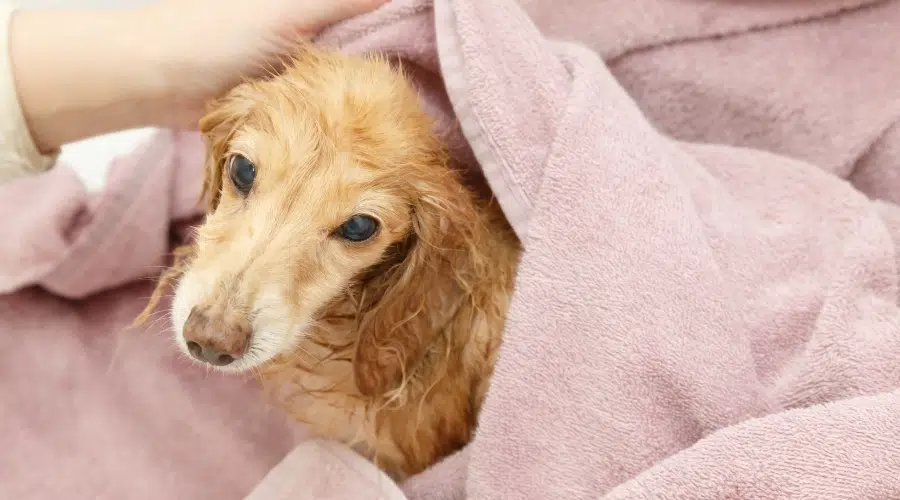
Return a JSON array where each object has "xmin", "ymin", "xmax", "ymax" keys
[
  {"xmin": 0, "ymin": 2, "xmax": 57, "ymax": 184},
  {"xmin": 60, "ymin": 127, "xmax": 159, "ymax": 192}
]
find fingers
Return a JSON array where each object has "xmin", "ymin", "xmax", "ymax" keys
[{"xmin": 298, "ymin": 0, "xmax": 389, "ymax": 31}]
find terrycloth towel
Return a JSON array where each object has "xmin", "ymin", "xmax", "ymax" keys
[
  {"xmin": 244, "ymin": 439, "xmax": 407, "ymax": 500},
  {"xmin": 3, "ymin": 0, "xmax": 900, "ymax": 499},
  {"xmin": 0, "ymin": 132, "xmax": 304, "ymax": 500}
]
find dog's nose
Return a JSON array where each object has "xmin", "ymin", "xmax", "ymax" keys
[
  {"xmin": 186, "ymin": 340, "xmax": 236, "ymax": 366},
  {"xmin": 182, "ymin": 307, "xmax": 251, "ymax": 366}
]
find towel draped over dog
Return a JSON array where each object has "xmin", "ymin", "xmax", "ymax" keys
[{"xmin": 3, "ymin": 0, "xmax": 900, "ymax": 498}]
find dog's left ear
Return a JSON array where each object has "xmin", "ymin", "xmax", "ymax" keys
[
  {"xmin": 352, "ymin": 172, "xmax": 481, "ymax": 400},
  {"xmin": 136, "ymin": 94, "xmax": 250, "ymax": 325},
  {"xmin": 197, "ymin": 92, "xmax": 253, "ymax": 212}
]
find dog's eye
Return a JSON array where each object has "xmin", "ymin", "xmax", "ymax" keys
[
  {"xmin": 336, "ymin": 215, "xmax": 379, "ymax": 242},
  {"xmin": 229, "ymin": 154, "xmax": 256, "ymax": 194}
]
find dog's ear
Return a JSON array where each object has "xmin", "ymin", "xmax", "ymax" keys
[
  {"xmin": 197, "ymin": 93, "xmax": 253, "ymax": 212},
  {"xmin": 352, "ymin": 168, "xmax": 483, "ymax": 401}
]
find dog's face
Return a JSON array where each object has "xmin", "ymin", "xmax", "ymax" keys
[{"xmin": 170, "ymin": 52, "xmax": 454, "ymax": 388}]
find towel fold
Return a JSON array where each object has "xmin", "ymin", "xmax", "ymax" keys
[{"xmin": 3, "ymin": 0, "xmax": 900, "ymax": 499}]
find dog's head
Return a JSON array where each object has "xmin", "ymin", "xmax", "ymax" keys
[{"xmin": 168, "ymin": 49, "xmax": 479, "ymax": 397}]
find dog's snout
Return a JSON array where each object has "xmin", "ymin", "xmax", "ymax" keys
[{"xmin": 182, "ymin": 307, "xmax": 251, "ymax": 366}]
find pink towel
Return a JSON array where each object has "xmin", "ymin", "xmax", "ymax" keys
[
  {"xmin": 244, "ymin": 439, "xmax": 407, "ymax": 500},
  {"xmin": 3, "ymin": 0, "xmax": 900, "ymax": 499},
  {"xmin": 0, "ymin": 132, "xmax": 306, "ymax": 499}
]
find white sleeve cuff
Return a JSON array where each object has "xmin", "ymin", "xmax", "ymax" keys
[{"xmin": 0, "ymin": 2, "xmax": 57, "ymax": 184}]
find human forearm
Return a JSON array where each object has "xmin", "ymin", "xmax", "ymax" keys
[
  {"xmin": 8, "ymin": 8, "xmax": 174, "ymax": 153},
  {"xmin": 5, "ymin": 0, "xmax": 386, "ymax": 156}
]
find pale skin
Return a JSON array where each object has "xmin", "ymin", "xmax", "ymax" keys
[{"xmin": 8, "ymin": 0, "xmax": 387, "ymax": 154}]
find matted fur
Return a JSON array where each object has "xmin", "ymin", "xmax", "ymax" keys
[{"xmin": 140, "ymin": 46, "xmax": 520, "ymax": 479}]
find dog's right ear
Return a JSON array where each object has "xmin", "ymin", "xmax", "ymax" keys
[{"xmin": 197, "ymin": 93, "xmax": 252, "ymax": 212}]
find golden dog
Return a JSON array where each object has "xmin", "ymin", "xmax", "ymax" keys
[{"xmin": 142, "ymin": 46, "xmax": 520, "ymax": 480}]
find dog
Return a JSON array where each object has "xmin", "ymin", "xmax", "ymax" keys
[{"xmin": 141, "ymin": 46, "xmax": 520, "ymax": 480}]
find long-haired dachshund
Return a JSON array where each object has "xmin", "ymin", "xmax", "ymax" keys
[{"xmin": 142, "ymin": 46, "xmax": 520, "ymax": 480}]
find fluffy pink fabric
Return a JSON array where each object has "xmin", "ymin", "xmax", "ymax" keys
[
  {"xmin": 3, "ymin": 0, "xmax": 900, "ymax": 498},
  {"xmin": 0, "ymin": 134, "xmax": 300, "ymax": 499}
]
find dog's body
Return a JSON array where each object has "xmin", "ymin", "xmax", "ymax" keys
[{"xmin": 143, "ymin": 47, "xmax": 520, "ymax": 479}]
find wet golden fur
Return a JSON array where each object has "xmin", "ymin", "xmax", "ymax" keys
[{"xmin": 140, "ymin": 47, "xmax": 520, "ymax": 479}]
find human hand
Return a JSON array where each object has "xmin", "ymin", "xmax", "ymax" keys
[
  {"xmin": 135, "ymin": 0, "xmax": 390, "ymax": 128},
  {"xmin": 9, "ymin": 0, "xmax": 387, "ymax": 153}
]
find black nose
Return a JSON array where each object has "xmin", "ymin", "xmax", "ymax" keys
[{"xmin": 186, "ymin": 340, "xmax": 236, "ymax": 366}]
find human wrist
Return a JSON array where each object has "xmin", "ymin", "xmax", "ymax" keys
[{"xmin": 9, "ymin": 7, "xmax": 175, "ymax": 152}]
